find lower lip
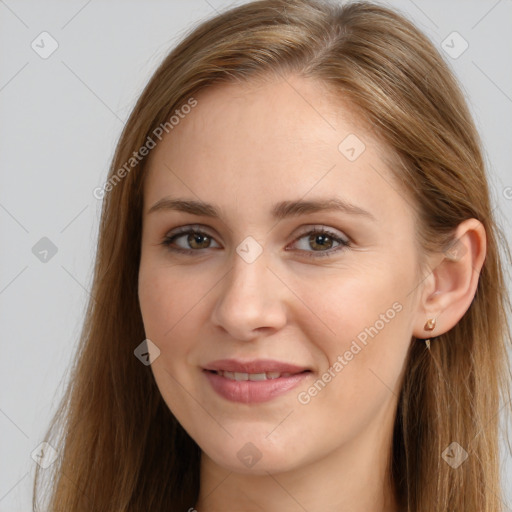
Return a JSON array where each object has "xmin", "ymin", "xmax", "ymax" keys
[{"xmin": 203, "ymin": 370, "xmax": 311, "ymax": 403}]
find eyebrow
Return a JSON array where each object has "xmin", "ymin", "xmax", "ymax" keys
[{"xmin": 147, "ymin": 197, "xmax": 376, "ymax": 221}]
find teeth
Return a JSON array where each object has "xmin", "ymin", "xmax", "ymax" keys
[
  {"xmin": 248, "ymin": 373, "xmax": 267, "ymax": 381},
  {"xmin": 216, "ymin": 370, "xmax": 296, "ymax": 381}
]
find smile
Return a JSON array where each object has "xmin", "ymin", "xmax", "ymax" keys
[{"xmin": 203, "ymin": 368, "xmax": 312, "ymax": 403}]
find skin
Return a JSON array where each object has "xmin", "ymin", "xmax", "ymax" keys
[{"xmin": 137, "ymin": 74, "xmax": 486, "ymax": 512}]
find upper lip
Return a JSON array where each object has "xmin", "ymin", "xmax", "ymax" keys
[{"xmin": 203, "ymin": 359, "xmax": 311, "ymax": 374}]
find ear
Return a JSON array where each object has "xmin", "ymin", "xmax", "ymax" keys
[{"xmin": 412, "ymin": 218, "xmax": 487, "ymax": 339}]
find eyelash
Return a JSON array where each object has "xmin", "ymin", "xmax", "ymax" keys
[{"xmin": 160, "ymin": 225, "xmax": 351, "ymax": 259}]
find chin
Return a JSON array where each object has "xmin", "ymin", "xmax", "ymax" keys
[
  {"xmin": 214, "ymin": 452, "xmax": 298, "ymax": 475},
  {"xmin": 200, "ymin": 435, "xmax": 306, "ymax": 475}
]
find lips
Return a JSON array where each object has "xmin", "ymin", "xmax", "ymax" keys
[{"xmin": 202, "ymin": 359, "xmax": 312, "ymax": 403}]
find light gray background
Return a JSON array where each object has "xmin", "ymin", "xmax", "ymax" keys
[{"xmin": 1, "ymin": 0, "xmax": 511, "ymax": 510}]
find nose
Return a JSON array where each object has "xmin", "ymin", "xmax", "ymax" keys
[{"xmin": 210, "ymin": 247, "xmax": 288, "ymax": 341}]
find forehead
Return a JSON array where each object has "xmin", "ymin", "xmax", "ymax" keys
[
  {"xmin": 175, "ymin": 75, "xmax": 372, "ymax": 158},
  {"xmin": 143, "ymin": 74, "xmax": 409, "ymax": 224}
]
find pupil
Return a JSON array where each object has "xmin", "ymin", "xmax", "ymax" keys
[{"xmin": 311, "ymin": 233, "xmax": 332, "ymax": 251}]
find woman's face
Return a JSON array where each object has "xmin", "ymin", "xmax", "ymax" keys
[{"xmin": 138, "ymin": 74, "xmax": 425, "ymax": 474}]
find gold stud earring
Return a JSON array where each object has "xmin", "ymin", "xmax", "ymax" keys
[
  {"xmin": 424, "ymin": 318, "xmax": 436, "ymax": 331},
  {"xmin": 423, "ymin": 318, "xmax": 436, "ymax": 350}
]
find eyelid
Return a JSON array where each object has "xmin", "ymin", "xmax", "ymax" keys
[
  {"xmin": 165, "ymin": 223, "xmax": 219, "ymax": 241},
  {"xmin": 292, "ymin": 224, "xmax": 349, "ymax": 242},
  {"xmin": 167, "ymin": 223, "xmax": 215, "ymax": 235}
]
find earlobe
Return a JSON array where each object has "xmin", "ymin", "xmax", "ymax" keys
[{"xmin": 412, "ymin": 218, "xmax": 487, "ymax": 340}]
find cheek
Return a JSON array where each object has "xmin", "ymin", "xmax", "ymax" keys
[
  {"xmin": 290, "ymin": 267, "xmax": 410, "ymax": 402},
  {"xmin": 138, "ymin": 265, "xmax": 194, "ymax": 403},
  {"xmin": 138, "ymin": 261, "xmax": 216, "ymax": 391},
  {"xmin": 292, "ymin": 266, "xmax": 405, "ymax": 347},
  {"xmin": 138, "ymin": 260, "xmax": 207, "ymax": 342},
  {"xmin": 138, "ymin": 265, "xmax": 204, "ymax": 421}
]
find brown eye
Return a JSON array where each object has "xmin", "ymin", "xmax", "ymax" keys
[
  {"xmin": 290, "ymin": 228, "xmax": 350, "ymax": 258},
  {"xmin": 161, "ymin": 228, "xmax": 221, "ymax": 253}
]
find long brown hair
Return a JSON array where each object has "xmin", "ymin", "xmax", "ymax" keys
[{"xmin": 33, "ymin": 1, "xmax": 512, "ymax": 510}]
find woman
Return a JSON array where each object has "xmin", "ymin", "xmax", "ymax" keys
[{"xmin": 33, "ymin": 0, "xmax": 512, "ymax": 510}]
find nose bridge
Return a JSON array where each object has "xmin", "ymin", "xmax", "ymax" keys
[
  {"xmin": 211, "ymin": 240, "xmax": 286, "ymax": 338},
  {"xmin": 232, "ymin": 240, "xmax": 271, "ymax": 295}
]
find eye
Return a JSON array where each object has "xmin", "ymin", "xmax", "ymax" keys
[
  {"xmin": 288, "ymin": 227, "xmax": 351, "ymax": 258},
  {"xmin": 161, "ymin": 226, "xmax": 220, "ymax": 254}
]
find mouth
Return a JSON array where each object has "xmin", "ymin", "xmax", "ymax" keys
[
  {"xmin": 204, "ymin": 369, "xmax": 311, "ymax": 381},
  {"xmin": 202, "ymin": 359, "xmax": 313, "ymax": 403},
  {"xmin": 203, "ymin": 358, "xmax": 312, "ymax": 375}
]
